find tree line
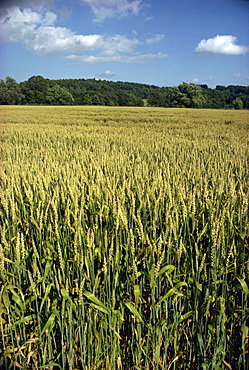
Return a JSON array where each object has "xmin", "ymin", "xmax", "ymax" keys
[{"xmin": 1, "ymin": 75, "xmax": 248, "ymax": 109}]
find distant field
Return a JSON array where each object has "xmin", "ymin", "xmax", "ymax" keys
[{"xmin": 0, "ymin": 106, "xmax": 248, "ymax": 369}]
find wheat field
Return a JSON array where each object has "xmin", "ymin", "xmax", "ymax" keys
[{"xmin": 0, "ymin": 106, "xmax": 248, "ymax": 369}]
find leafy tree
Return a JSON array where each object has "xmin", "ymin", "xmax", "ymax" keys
[
  {"xmin": 240, "ymin": 95, "xmax": 249, "ymax": 109},
  {"xmin": 201, "ymin": 88, "xmax": 227, "ymax": 109},
  {"xmin": 178, "ymin": 82, "xmax": 206, "ymax": 108},
  {"xmin": 147, "ymin": 91, "xmax": 167, "ymax": 107},
  {"xmin": 99, "ymin": 84, "xmax": 118, "ymax": 106},
  {"xmin": 117, "ymin": 91, "xmax": 143, "ymax": 106},
  {"xmin": 91, "ymin": 93, "xmax": 102, "ymax": 106},
  {"xmin": 20, "ymin": 75, "xmax": 49, "ymax": 104},
  {"xmin": 82, "ymin": 93, "xmax": 93, "ymax": 105},
  {"xmin": 134, "ymin": 96, "xmax": 144, "ymax": 106},
  {"xmin": 46, "ymin": 85, "xmax": 74, "ymax": 105},
  {"xmin": 165, "ymin": 87, "xmax": 184, "ymax": 107},
  {"xmin": 0, "ymin": 77, "xmax": 23, "ymax": 104},
  {"xmin": 232, "ymin": 97, "xmax": 243, "ymax": 110},
  {"xmin": 12, "ymin": 74, "xmax": 249, "ymax": 108}
]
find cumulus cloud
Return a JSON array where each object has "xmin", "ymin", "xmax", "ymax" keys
[
  {"xmin": 0, "ymin": 7, "xmax": 57, "ymax": 42},
  {"xmin": 0, "ymin": 7, "xmax": 140, "ymax": 55},
  {"xmin": 0, "ymin": 0, "xmax": 71, "ymax": 22},
  {"xmin": 98, "ymin": 70, "xmax": 116, "ymax": 78},
  {"xmin": 26, "ymin": 27, "xmax": 97, "ymax": 55},
  {"xmin": 81, "ymin": 0, "xmax": 143, "ymax": 22},
  {"xmin": 1, "ymin": 5, "xmax": 167, "ymax": 64},
  {"xmin": 146, "ymin": 34, "xmax": 164, "ymax": 45},
  {"xmin": 192, "ymin": 78, "xmax": 200, "ymax": 83},
  {"xmin": 0, "ymin": 0, "xmax": 56, "ymax": 20},
  {"xmin": 65, "ymin": 52, "xmax": 167, "ymax": 64},
  {"xmin": 195, "ymin": 35, "xmax": 249, "ymax": 55},
  {"xmin": 26, "ymin": 28, "xmax": 140, "ymax": 55}
]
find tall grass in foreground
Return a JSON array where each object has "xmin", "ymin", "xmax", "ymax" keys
[{"xmin": 0, "ymin": 106, "xmax": 248, "ymax": 369}]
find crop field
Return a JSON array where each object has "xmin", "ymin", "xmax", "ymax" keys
[{"xmin": 0, "ymin": 106, "xmax": 248, "ymax": 370}]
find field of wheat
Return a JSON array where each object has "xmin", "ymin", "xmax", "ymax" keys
[{"xmin": 0, "ymin": 106, "xmax": 248, "ymax": 369}]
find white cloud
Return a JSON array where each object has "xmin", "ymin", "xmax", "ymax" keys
[
  {"xmin": 145, "ymin": 16, "xmax": 153, "ymax": 22},
  {"xmin": 98, "ymin": 35, "xmax": 140, "ymax": 56},
  {"xmin": 192, "ymin": 78, "xmax": 200, "ymax": 83},
  {"xmin": 26, "ymin": 27, "xmax": 98, "ymax": 55},
  {"xmin": 195, "ymin": 35, "xmax": 249, "ymax": 55},
  {"xmin": 0, "ymin": 0, "xmax": 71, "ymax": 23},
  {"xmin": 26, "ymin": 27, "xmax": 140, "ymax": 55},
  {"xmin": 98, "ymin": 70, "xmax": 116, "ymax": 78},
  {"xmin": 146, "ymin": 34, "xmax": 164, "ymax": 45},
  {"xmin": 0, "ymin": 7, "xmax": 57, "ymax": 42},
  {"xmin": 0, "ymin": 7, "xmax": 140, "ymax": 55},
  {"xmin": 1, "ymin": 5, "xmax": 167, "ymax": 64},
  {"xmin": 1, "ymin": 7, "xmax": 42, "ymax": 42},
  {"xmin": 0, "ymin": 0, "xmax": 55, "ymax": 11},
  {"xmin": 43, "ymin": 11, "xmax": 57, "ymax": 25},
  {"xmin": 232, "ymin": 72, "xmax": 241, "ymax": 77},
  {"xmin": 81, "ymin": 0, "xmax": 143, "ymax": 22},
  {"xmin": 65, "ymin": 52, "xmax": 167, "ymax": 64}
]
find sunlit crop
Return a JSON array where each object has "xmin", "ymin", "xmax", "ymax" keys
[{"xmin": 0, "ymin": 106, "xmax": 248, "ymax": 369}]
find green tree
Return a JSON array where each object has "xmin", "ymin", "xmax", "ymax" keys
[
  {"xmin": 117, "ymin": 91, "xmax": 143, "ymax": 106},
  {"xmin": 0, "ymin": 77, "xmax": 23, "ymax": 104},
  {"xmin": 240, "ymin": 95, "xmax": 249, "ymax": 109},
  {"xmin": 82, "ymin": 93, "xmax": 93, "ymax": 105},
  {"xmin": 178, "ymin": 82, "xmax": 206, "ymax": 108},
  {"xmin": 90, "ymin": 93, "xmax": 101, "ymax": 105},
  {"xmin": 20, "ymin": 75, "xmax": 49, "ymax": 104},
  {"xmin": 164, "ymin": 87, "xmax": 184, "ymax": 107},
  {"xmin": 232, "ymin": 97, "xmax": 243, "ymax": 110},
  {"xmin": 46, "ymin": 85, "xmax": 74, "ymax": 105},
  {"xmin": 147, "ymin": 91, "xmax": 166, "ymax": 107},
  {"xmin": 100, "ymin": 84, "xmax": 118, "ymax": 106}
]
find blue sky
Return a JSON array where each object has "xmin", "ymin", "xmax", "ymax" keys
[{"xmin": 0, "ymin": 0, "xmax": 248, "ymax": 87}]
